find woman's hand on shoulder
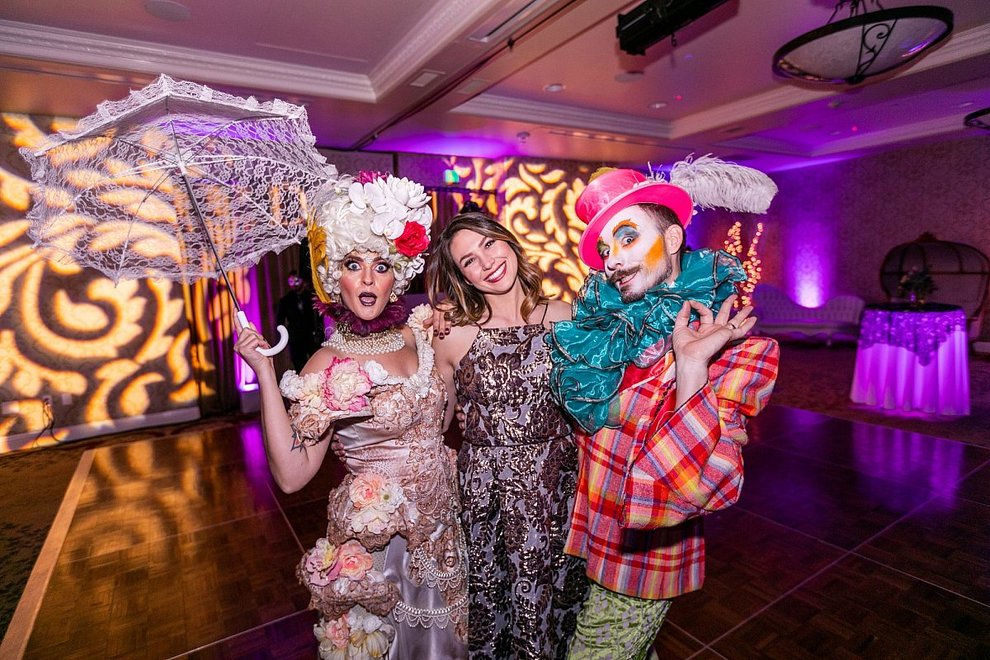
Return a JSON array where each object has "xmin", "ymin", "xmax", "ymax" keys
[{"xmin": 428, "ymin": 301, "xmax": 455, "ymax": 339}]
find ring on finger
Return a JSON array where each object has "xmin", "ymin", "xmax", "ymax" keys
[{"xmin": 728, "ymin": 321, "xmax": 738, "ymax": 330}]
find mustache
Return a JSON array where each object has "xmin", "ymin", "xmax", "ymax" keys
[{"xmin": 607, "ymin": 268, "xmax": 638, "ymax": 285}]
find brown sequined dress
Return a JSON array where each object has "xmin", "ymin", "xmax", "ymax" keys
[{"xmin": 454, "ymin": 321, "xmax": 588, "ymax": 659}]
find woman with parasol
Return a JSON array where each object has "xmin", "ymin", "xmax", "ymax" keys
[{"xmin": 235, "ymin": 172, "xmax": 468, "ymax": 659}]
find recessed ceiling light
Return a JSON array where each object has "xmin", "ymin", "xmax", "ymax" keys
[
  {"xmin": 144, "ymin": 0, "xmax": 191, "ymax": 21},
  {"xmin": 648, "ymin": 101, "xmax": 667, "ymax": 109},
  {"xmin": 543, "ymin": 83, "xmax": 565, "ymax": 93},
  {"xmin": 615, "ymin": 71, "xmax": 644, "ymax": 83}
]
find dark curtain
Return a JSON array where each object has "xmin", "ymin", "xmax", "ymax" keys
[{"xmin": 182, "ymin": 243, "xmax": 308, "ymax": 416}]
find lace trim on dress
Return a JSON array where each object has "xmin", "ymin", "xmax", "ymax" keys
[{"xmin": 392, "ymin": 591, "xmax": 469, "ymax": 630}]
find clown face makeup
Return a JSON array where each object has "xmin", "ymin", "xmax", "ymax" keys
[
  {"xmin": 597, "ymin": 205, "xmax": 680, "ymax": 302},
  {"xmin": 338, "ymin": 251, "xmax": 396, "ymax": 321}
]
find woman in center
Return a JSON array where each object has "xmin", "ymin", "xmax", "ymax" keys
[{"xmin": 428, "ymin": 211, "xmax": 588, "ymax": 659}]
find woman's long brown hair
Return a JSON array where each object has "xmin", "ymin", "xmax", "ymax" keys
[{"xmin": 426, "ymin": 212, "xmax": 547, "ymax": 326}]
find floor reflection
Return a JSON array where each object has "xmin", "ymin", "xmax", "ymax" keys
[{"xmin": 12, "ymin": 404, "xmax": 990, "ymax": 659}]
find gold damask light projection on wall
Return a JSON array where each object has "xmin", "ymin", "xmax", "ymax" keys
[{"xmin": 0, "ymin": 113, "xmax": 203, "ymax": 453}]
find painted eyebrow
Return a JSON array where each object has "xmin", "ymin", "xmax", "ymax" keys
[{"xmin": 610, "ymin": 220, "xmax": 639, "ymax": 237}]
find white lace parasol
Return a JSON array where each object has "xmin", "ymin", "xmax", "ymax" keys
[{"xmin": 20, "ymin": 74, "xmax": 338, "ymax": 355}]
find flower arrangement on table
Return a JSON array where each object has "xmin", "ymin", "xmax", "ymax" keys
[{"xmin": 897, "ymin": 266, "xmax": 937, "ymax": 304}]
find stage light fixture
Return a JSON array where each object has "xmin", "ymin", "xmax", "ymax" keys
[{"xmin": 617, "ymin": 0, "xmax": 729, "ymax": 56}]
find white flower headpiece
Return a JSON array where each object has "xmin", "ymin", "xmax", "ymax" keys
[{"xmin": 307, "ymin": 171, "xmax": 433, "ymax": 301}]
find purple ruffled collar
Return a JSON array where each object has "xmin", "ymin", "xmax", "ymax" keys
[{"xmin": 315, "ymin": 298, "xmax": 407, "ymax": 336}]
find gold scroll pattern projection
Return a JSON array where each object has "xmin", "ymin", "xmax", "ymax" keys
[
  {"xmin": 443, "ymin": 156, "xmax": 590, "ymax": 302},
  {"xmin": 0, "ymin": 113, "xmax": 218, "ymax": 452}
]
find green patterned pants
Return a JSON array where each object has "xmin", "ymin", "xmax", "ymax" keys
[{"xmin": 566, "ymin": 582, "xmax": 671, "ymax": 660}]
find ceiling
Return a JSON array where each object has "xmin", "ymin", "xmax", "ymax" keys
[{"xmin": 1, "ymin": 0, "xmax": 989, "ymax": 173}]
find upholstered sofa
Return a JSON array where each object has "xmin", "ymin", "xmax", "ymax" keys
[{"xmin": 752, "ymin": 284, "xmax": 865, "ymax": 345}]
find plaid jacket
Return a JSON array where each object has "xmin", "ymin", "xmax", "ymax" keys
[{"xmin": 564, "ymin": 336, "xmax": 779, "ymax": 600}]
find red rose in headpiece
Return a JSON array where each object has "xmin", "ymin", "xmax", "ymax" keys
[{"xmin": 395, "ymin": 221, "xmax": 428, "ymax": 257}]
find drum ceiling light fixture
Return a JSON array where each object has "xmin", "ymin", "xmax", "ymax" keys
[{"xmin": 772, "ymin": 1, "xmax": 953, "ymax": 85}]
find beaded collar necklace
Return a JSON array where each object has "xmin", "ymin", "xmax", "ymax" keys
[{"xmin": 323, "ymin": 326, "xmax": 405, "ymax": 355}]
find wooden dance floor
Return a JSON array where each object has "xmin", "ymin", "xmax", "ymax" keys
[{"xmin": 3, "ymin": 404, "xmax": 989, "ymax": 658}]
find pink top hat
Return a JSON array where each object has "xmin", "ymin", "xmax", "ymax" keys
[{"xmin": 576, "ymin": 169, "xmax": 693, "ymax": 271}]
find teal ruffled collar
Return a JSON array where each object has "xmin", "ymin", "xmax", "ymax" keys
[{"xmin": 546, "ymin": 249, "xmax": 746, "ymax": 433}]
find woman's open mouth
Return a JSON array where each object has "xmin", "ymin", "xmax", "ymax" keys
[{"xmin": 358, "ymin": 292, "xmax": 379, "ymax": 306}]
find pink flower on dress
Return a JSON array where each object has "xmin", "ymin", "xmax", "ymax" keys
[
  {"xmin": 337, "ymin": 540, "xmax": 374, "ymax": 580},
  {"xmin": 313, "ymin": 612, "xmax": 351, "ymax": 658},
  {"xmin": 349, "ymin": 473, "xmax": 387, "ymax": 509},
  {"xmin": 303, "ymin": 538, "xmax": 342, "ymax": 587},
  {"xmin": 322, "ymin": 357, "xmax": 372, "ymax": 412},
  {"xmin": 347, "ymin": 473, "xmax": 408, "ymax": 535}
]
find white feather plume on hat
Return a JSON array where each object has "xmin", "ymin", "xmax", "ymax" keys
[{"xmin": 660, "ymin": 154, "xmax": 778, "ymax": 214}]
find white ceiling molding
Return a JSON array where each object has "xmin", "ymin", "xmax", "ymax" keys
[
  {"xmin": 452, "ymin": 93, "xmax": 675, "ymax": 138},
  {"xmin": 812, "ymin": 116, "xmax": 965, "ymax": 156},
  {"xmin": 369, "ymin": 0, "xmax": 507, "ymax": 97},
  {"xmin": 0, "ymin": 19, "xmax": 375, "ymax": 102},
  {"xmin": 713, "ymin": 135, "xmax": 808, "ymax": 157},
  {"xmin": 896, "ymin": 22, "xmax": 990, "ymax": 72},
  {"xmin": 671, "ymin": 87, "xmax": 835, "ymax": 140}
]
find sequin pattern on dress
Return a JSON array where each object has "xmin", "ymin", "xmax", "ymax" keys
[{"xmin": 454, "ymin": 323, "xmax": 588, "ymax": 659}]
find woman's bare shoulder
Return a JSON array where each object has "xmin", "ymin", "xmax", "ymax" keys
[
  {"xmin": 432, "ymin": 323, "xmax": 478, "ymax": 367},
  {"xmin": 544, "ymin": 298, "xmax": 573, "ymax": 323}
]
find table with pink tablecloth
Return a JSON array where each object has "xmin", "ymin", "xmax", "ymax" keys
[{"xmin": 850, "ymin": 304, "xmax": 970, "ymax": 416}]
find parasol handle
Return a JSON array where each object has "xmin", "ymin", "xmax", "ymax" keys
[{"xmin": 237, "ymin": 311, "xmax": 289, "ymax": 357}]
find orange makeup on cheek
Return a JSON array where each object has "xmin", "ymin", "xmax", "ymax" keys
[{"xmin": 644, "ymin": 236, "xmax": 666, "ymax": 269}]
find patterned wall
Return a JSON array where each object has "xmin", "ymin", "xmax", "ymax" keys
[
  {"xmin": 0, "ymin": 114, "xmax": 202, "ymax": 452},
  {"xmin": 398, "ymin": 153, "xmax": 594, "ymax": 300}
]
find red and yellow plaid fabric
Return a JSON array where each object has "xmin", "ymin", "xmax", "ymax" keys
[{"xmin": 564, "ymin": 336, "xmax": 779, "ymax": 600}]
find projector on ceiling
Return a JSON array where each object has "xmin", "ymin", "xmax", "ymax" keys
[{"xmin": 617, "ymin": 0, "xmax": 730, "ymax": 56}]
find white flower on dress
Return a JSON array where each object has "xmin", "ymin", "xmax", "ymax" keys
[
  {"xmin": 407, "ymin": 304, "xmax": 433, "ymax": 333},
  {"xmin": 361, "ymin": 360, "xmax": 390, "ymax": 386},
  {"xmin": 314, "ymin": 607, "xmax": 395, "ymax": 660}
]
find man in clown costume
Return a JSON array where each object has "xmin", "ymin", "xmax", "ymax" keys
[{"xmin": 546, "ymin": 157, "xmax": 781, "ymax": 659}]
